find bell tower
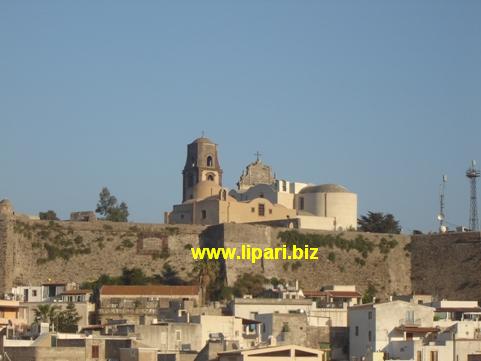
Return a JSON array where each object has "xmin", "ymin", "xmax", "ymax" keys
[{"xmin": 182, "ymin": 137, "xmax": 223, "ymax": 202}]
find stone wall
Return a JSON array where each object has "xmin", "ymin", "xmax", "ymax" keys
[
  {"xmin": 0, "ymin": 215, "xmax": 205, "ymax": 292},
  {"xmin": 0, "ymin": 212, "xmax": 15, "ymax": 294},
  {"xmin": 410, "ymin": 232, "xmax": 481, "ymax": 300},
  {"xmin": 220, "ymin": 223, "xmax": 412, "ymax": 299},
  {"xmin": 2, "ymin": 213, "xmax": 481, "ymax": 302}
]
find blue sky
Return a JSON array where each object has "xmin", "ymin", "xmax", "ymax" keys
[{"xmin": 1, "ymin": 1, "xmax": 480, "ymax": 232}]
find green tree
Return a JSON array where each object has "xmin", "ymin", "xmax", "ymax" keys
[
  {"xmin": 358, "ymin": 211, "xmax": 401, "ymax": 234},
  {"xmin": 39, "ymin": 210, "xmax": 59, "ymax": 221},
  {"xmin": 362, "ymin": 283, "xmax": 377, "ymax": 304},
  {"xmin": 121, "ymin": 267, "xmax": 149, "ymax": 285},
  {"xmin": 33, "ymin": 304, "xmax": 60, "ymax": 325},
  {"xmin": 95, "ymin": 187, "xmax": 129, "ymax": 222},
  {"xmin": 56, "ymin": 303, "xmax": 81, "ymax": 333},
  {"xmin": 233, "ymin": 273, "xmax": 268, "ymax": 297},
  {"xmin": 191, "ymin": 259, "xmax": 220, "ymax": 302},
  {"xmin": 154, "ymin": 263, "xmax": 185, "ymax": 285}
]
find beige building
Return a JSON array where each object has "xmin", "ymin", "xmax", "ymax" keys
[
  {"xmin": 98, "ymin": 285, "xmax": 201, "ymax": 325},
  {"xmin": 3, "ymin": 332, "xmax": 133, "ymax": 361},
  {"xmin": 166, "ymin": 137, "xmax": 357, "ymax": 231},
  {"xmin": 218, "ymin": 344, "xmax": 327, "ymax": 361}
]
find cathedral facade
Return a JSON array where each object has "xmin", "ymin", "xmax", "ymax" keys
[{"xmin": 165, "ymin": 137, "xmax": 357, "ymax": 231}]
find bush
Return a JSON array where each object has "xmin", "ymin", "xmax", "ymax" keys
[{"xmin": 327, "ymin": 252, "xmax": 336, "ymax": 262}]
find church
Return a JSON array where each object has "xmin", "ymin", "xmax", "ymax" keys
[{"xmin": 164, "ymin": 137, "xmax": 357, "ymax": 231}]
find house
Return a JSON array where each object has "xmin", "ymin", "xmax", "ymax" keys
[
  {"xmin": 304, "ymin": 285, "xmax": 361, "ymax": 309},
  {"xmin": 17, "ymin": 288, "xmax": 95, "ymax": 333},
  {"xmin": 256, "ymin": 312, "xmax": 329, "ymax": 349},
  {"xmin": 218, "ymin": 344, "xmax": 328, "ymax": 361},
  {"xmin": 231, "ymin": 298, "xmax": 314, "ymax": 320},
  {"xmin": 98, "ymin": 285, "xmax": 201, "ymax": 325},
  {"xmin": 261, "ymin": 281, "xmax": 305, "ymax": 300},
  {"xmin": 3, "ymin": 332, "xmax": 133, "ymax": 361},
  {"xmin": 303, "ymin": 285, "xmax": 361, "ymax": 361},
  {"xmin": 114, "ymin": 315, "xmax": 260, "ymax": 352},
  {"xmin": 349, "ymin": 300, "xmax": 436, "ymax": 361}
]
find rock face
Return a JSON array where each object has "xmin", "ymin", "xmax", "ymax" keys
[{"xmin": 0, "ymin": 211, "xmax": 480, "ymax": 301}]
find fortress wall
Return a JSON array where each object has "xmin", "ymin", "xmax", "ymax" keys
[
  {"xmin": 2, "ymin": 215, "xmax": 481, "ymax": 301},
  {"xmin": 0, "ymin": 213, "xmax": 15, "ymax": 293},
  {"xmin": 0, "ymin": 216, "xmax": 205, "ymax": 293},
  {"xmin": 410, "ymin": 232, "xmax": 481, "ymax": 300},
  {"xmin": 222, "ymin": 223, "xmax": 412, "ymax": 299}
]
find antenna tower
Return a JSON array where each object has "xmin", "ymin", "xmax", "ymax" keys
[
  {"xmin": 438, "ymin": 175, "xmax": 447, "ymax": 232},
  {"xmin": 466, "ymin": 160, "xmax": 480, "ymax": 231}
]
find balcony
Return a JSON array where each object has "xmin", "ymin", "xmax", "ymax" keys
[{"xmin": 399, "ymin": 318, "xmax": 422, "ymax": 327}]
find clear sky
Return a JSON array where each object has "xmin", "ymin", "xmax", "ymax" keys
[{"xmin": 1, "ymin": 1, "xmax": 480, "ymax": 232}]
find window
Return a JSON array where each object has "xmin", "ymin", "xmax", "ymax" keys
[
  {"xmin": 282, "ymin": 181, "xmax": 287, "ymax": 192},
  {"xmin": 32, "ymin": 290, "xmax": 37, "ymax": 297},
  {"xmin": 207, "ymin": 174, "xmax": 214, "ymax": 181},
  {"xmin": 258, "ymin": 204, "xmax": 265, "ymax": 216},
  {"xmin": 201, "ymin": 210, "xmax": 207, "ymax": 219},
  {"xmin": 299, "ymin": 197, "xmax": 304, "ymax": 210},
  {"xmin": 368, "ymin": 330, "xmax": 372, "ymax": 342},
  {"xmin": 259, "ymin": 193, "xmax": 264, "ymax": 198},
  {"xmin": 92, "ymin": 345, "xmax": 99, "ymax": 358},
  {"xmin": 430, "ymin": 351, "xmax": 438, "ymax": 361},
  {"xmin": 175, "ymin": 330, "xmax": 182, "ymax": 341},
  {"xmin": 406, "ymin": 332, "xmax": 413, "ymax": 340},
  {"xmin": 368, "ymin": 311, "xmax": 372, "ymax": 320},
  {"xmin": 418, "ymin": 300, "xmax": 423, "ymax": 304},
  {"xmin": 406, "ymin": 310, "xmax": 415, "ymax": 323},
  {"xmin": 269, "ymin": 209, "xmax": 272, "ymax": 214},
  {"xmin": 251, "ymin": 207, "xmax": 255, "ymax": 213},
  {"xmin": 207, "ymin": 156, "xmax": 213, "ymax": 167},
  {"xmin": 416, "ymin": 351, "xmax": 422, "ymax": 361},
  {"xmin": 355, "ymin": 326, "xmax": 359, "ymax": 336}
]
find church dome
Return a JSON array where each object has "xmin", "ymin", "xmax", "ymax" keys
[
  {"xmin": 299, "ymin": 184, "xmax": 349, "ymax": 194},
  {"xmin": 192, "ymin": 180, "xmax": 222, "ymax": 200},
  {"xmin": 192, "ymin": 137, "xmax": 214, "ymax": 144}
]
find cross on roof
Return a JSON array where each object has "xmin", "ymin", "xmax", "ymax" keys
[{"xmin": 254, "ymin": 151, "xmax": 262, "ymax": 161}]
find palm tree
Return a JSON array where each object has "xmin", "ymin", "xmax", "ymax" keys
[
  {"xmin": 191, "ymin": 259, "xmax": 219, "ymax": 303},
  {"xmin": 33, "ymin": 304, "xmax": 60, "ymax": 329}
]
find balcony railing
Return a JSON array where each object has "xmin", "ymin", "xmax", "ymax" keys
[{"xmin": 399, "ymin": 318, "xmax": 422, "ymax": 326}]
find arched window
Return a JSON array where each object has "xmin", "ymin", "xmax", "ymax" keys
[
  {"xmin": 207, "ymin": 174, "xmax": 215, "ymax": 181},
  {"xmin": 207, "ymin": 156, "xmax": 213, "ymax": 167}
]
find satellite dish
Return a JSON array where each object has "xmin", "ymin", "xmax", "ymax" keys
[{"xmin": 437, "ymin": 213, "xmax": 444, "ymax": 221}]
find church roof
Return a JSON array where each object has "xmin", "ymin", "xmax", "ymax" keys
[
  {"xmin": 299, "ymin": 184, "xmax": 349, "ymax": 194},
  {"xmin": 191, "ymin": 137, "xmax": 214, "ymax": 144}
]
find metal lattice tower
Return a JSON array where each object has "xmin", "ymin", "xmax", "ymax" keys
[{"xmin": 466, "ymin": 160, "xmax": 480, "ymax": 231}]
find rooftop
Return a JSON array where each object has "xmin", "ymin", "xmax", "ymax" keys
[
  {"xmin": 100, "ymin": 285, "xmax": 200, "ymax": 296},
  {"xmin": 234, "ymin": 298, "xmax": 313, "ymax": 305},
  {"xmin": 304, "ymin": 290, "xmax": 361, "ymax": 298},
  {"xmin": 299, "ymin": 184, "xmax": 350, "ymax": 194}
]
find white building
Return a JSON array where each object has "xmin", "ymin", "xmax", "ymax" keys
[
  {"xmin": 350, "ymin": 300, "xmax": 481, "ymax": 361},
  {"xmin": 349, "ymin": 300, "xmax": 436, "ymax": 361},
  {"xmin": 232, "ymin": 298, "xmax": 315, "ymax": 320}
]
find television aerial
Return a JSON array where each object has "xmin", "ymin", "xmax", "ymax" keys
[{"xmin": 438, "ymin": 175, "xmax": 447, "ymax": 232}]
